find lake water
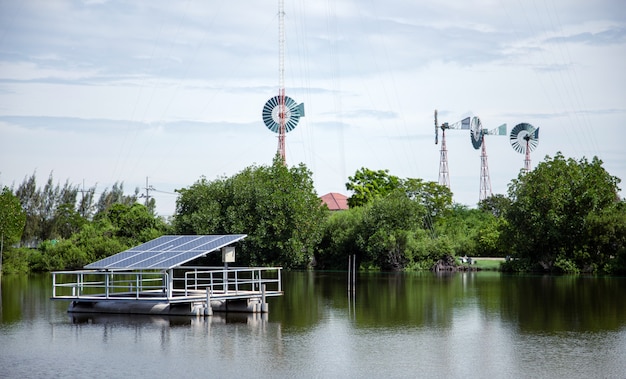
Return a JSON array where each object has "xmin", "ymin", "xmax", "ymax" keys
[{"xmin": 1, "ymin": 271, "xmax": 625, "ymax": 378}]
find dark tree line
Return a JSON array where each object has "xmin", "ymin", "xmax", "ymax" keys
[
  {"xmin": 0, "ymin": 172, "xmax": 166, "ymax": 273},
  {"xmin": 1, "ymin": 152, "xmax": 624, "ymax": 275},
  {"xmin": 11, "ymin": 172, "xmax": 142, "ymax": 246}
]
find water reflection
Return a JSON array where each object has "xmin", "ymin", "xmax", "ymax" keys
[
  {"xmin": 271, "ymin": 271, "xmax": 626, "ymax": 334},
  {"xmin": 68, "ymin": 312, "xmax": 268, "ymax": 327},
  {"xmin": 500, "ymin": 274, "xmax": 626, "ymax": 332},
  {"xmin": 1, "ymin": 271, "xmax": 626, "ymax": 378}
]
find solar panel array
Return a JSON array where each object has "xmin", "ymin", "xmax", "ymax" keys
[{"xmin": 85, "ymin": 235, "xmax": 247, "ymax": 270}]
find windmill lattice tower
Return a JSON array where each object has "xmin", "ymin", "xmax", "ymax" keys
[
  {"xmin": 469, "ymin": 117, "xmax": 507, "ymax": 202},
  {"xmin": 509, "ymin": 123, "xmax": 540, "ymax": 173},
  {"xmin": 434, "ymin": 110, "xmax": 470, "ymax": 189},
  {"xmin": 261, "ymin": 0, "xmax": 305, "ymax": 164}
]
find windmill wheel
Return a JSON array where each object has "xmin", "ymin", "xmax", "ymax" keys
[
  {"xmin": 262, "ymin": 95, "xmax": 304, "ymax": 133},
  {"xmin": 510, "ymin": 123, "xmax": 539, "ymax": 154},
  {"xmin": 470, "ymin": 116, "xmax": 483, "ymax": 150}
]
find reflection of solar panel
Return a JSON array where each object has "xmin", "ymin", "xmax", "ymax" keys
[{"xmin": 85, "ymin": 235, "xmax": 247, "ymax": 270}]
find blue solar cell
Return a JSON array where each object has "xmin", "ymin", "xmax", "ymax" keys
[{"xmin": 84, "ymin": 235, "xmax": 246, "ymax": 270}]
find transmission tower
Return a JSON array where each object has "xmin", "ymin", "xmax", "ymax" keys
[{"xmin": 261, "ymin": 0, "xmax": 304, "ymax": 164}]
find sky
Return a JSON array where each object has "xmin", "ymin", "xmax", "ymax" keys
[{"xmin": 1, "ymin": 0, "xmax": 625, "ymax": 217}]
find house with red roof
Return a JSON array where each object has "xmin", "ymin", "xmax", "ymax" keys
[{"xmin": 320, "ymin": 192, "xmax": 349, "ymax": 211}]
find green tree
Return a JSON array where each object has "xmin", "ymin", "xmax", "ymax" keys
[
  {"xmin": 315, "ymin": 206, "xmax": 365, "ymax": 270},
  {"xmin": 14, "ymin": 172, "xmax": 40, "ymax": 246},
  {"xmin": 346, "ymin": 168, "xmax": 401, "ymax": 207},
  {"xmin": 583, "ymin": 202, "xmax": 626, "ymax": 274},
  {"xmin": 0, "ymin": 187, "xmax": 27, "ymax": 269},
  {"xmin": 357, "ymin": 190, "xmax": 426, "ymax": 270},
  {"xmin": 478, "ymin": 194, "xmax": 511, "ymax": 218},
  {"xmin": 504, "ymin": 153, "xmax": 622, "ymax": 272},
  {"xmin": 95, "ymin": 182, "xmax": 139, "ymax": 217},
  {"xmin": 105, "ymin": 203, "xmax": 167, "ymax": 242},
  {"xmin": 31, "ymin": 203, "xmax": 166, "ymax": 272},
  {"xmin": 14, "ymin": 172, "xmax": 80, "ymax": 245},
  {"xmin": 174, "ymin": 158, "xmax": 327, "ymax": 269},
  {"xmin": 403, "ymin": 178, "xmax": 452, "ymax": 228},
  {"xmin": 318, "ymin": 176, "xmax": 452, "ymax": 271}
]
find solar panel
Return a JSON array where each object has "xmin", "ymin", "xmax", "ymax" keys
[{"xmin": 84, "ymin": 235, "xmax": 247, "ymax": 270}]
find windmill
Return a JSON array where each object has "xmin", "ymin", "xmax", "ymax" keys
[
  {"xmin": 509, "ymin": 123, "xmax": 540, "ymax": 173},
  {"xmin": 469, "ymin": 117, "xmax": 507, "ymax": 201},
  {"xmin": 434, "ymin": 109, "xmax": 470, "ymax": 189},
  {"xmin": 261, "ymin": 0, "xmax": 305, "ymax": 164}
]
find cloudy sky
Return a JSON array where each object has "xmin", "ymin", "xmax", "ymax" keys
[{"xmin": 1, "ymin": 0, "xmax": 624, "ymax": 217}]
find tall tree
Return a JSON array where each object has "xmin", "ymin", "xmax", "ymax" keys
[
  {"xmin": 14, "ymin": 172, "xmax": 40, "ymax": 246},
  {"xmin": 346, "ymin": 168, "xmax": 401, "ymax": 207},
  {"xmin": 0, "ymin": 187, "xmax": 26, "ymax": 251},
  {"xmin": 95, "ymin": 182, "xmax": 138, "ymax": 217},
  {"xmin": 174, "ymin": 158, "xmax": 327, "ymax": 269},
  {"xmin": 505, "ymin": 152, "xmax": 622, "ymax": 272}
]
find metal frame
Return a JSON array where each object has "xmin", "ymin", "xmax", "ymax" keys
[{"xmin": 52, "ymin": 266, "xmax": 283, "ymax": 303}]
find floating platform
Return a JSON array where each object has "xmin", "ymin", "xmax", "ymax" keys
[{"xmin": 51, "ymin": 235, "xmax": 283, "ymax": 316}]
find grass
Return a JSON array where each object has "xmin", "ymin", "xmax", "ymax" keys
[{"xmin": 471, "ymin": 258, "xmax": 505, "ymax": 271}]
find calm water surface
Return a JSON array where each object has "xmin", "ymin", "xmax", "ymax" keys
[{"xmin": 1, "ymin": 271, "xmax": 625, "ymax": 378}]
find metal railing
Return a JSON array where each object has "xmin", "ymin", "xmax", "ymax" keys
[
  {"xmin": 52, "ymin": 267, "xmax": 282, "ymax": 302},
  {"xmin": 179, "ymin": 267, "xmax": 282, "ymax": 296}
]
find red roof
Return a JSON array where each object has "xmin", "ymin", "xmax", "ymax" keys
[{"xmin": 320, "ymin": 192, "xmax": 349, "ymax": 211}]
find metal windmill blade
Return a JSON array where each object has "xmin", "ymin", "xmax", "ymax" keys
[
  {"xmin": 470, "ymin": 116, "xmax": 483, "ymax": 150},
  {"xmin": 262, "ymin": 95, "xmax": 305, "ymax": 133},
  {"xmin": 434, "ymin": 109, "xmax": 439, "ymax": 145},
  {"xmin": 509, "ymin": 123, "xmax": 540, "ymax": 154},
  {"xmin": 485, "ymin": 123, "xmax": 507, "ymax": 136}
]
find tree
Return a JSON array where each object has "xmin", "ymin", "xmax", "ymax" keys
[
  {"xmin": 14, "ymin": 172, "xmax": 40, "ymax": 246},
  {"xmin": 315, "ymin": 206, "xmax": 365, "ymax": 270},
  {"xmin": 403, "ymin": 178, "xmax": 452, "ymax": 228},
  {"xmin": 478, "ymin": 194, "xmax": 511, "ymax": 218},
  {"xmin": 174, "ymin": 158, "xmax": 327, "ymax": 269},
  {"xmin": 106, "ymin": 203, "xmax": 166, "ymax": 242},
  {"xmin": 95, "ymin": 182, "xmax": 138, "ymax": 217},
  {"xmin": 346, "ymin": 168, "xmax": 401, "ymax": 207},
  {"xmin": 13, "ymin": 172, "xmax": 80, "ymax": 245},
  {"xmin": 504, "ymin": 153, "xmax": 622, "ymax": 272},
  {"xmin": 0, "ymin": 187, "xmax": 26, "ymax": 252},
  {"xmin": 357, "ymin": 190, "xmax": 426, "ymax": 270}
]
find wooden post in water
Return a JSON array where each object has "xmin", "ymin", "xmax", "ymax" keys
[
  {"xmin": 352, "ymin": 254, "xmax": 356, "ymax": 292},
  {"xmin": 205, "ymin": 287, "xmax": 213, "ymax": 316},
  {"xmin": 348, "ymin": 254, "xmax": 356, "ymax": 294}
]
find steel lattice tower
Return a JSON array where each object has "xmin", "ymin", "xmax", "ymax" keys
[
  {"xmin": 479, "ymin": 136, "xmax": 492, "ymax": 201},
  {"xmin": 277, "ymin": 0, "xmax": 286, "ymax": 163},
  {"xmin": 438, "ymin": 129, "xmax": 450, "ymax": 188}
]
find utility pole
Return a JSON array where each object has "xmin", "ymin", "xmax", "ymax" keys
[
  {"xmin": 143, "ymin": 177, "xmax": 155, "ymax": 207},
  {"xmin": 77, "ymin": 179, "xmax": 90, "ymax": 218}
]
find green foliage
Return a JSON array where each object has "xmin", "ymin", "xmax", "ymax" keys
[
  {"xmin": 6, "ymin": 151, "xmax": 623, "ymax": 276},
  {"xmin": 346, "ymin": 168, "xmax": 401, "ymax": 207},
  {"xmin": 433, "ymin": 204, "xmax": 508, "ymax": 258},
  {"xmin": 553, "ymin": 255, "xmax": 580, "ymax": 274},
  {"xmin": 403, "ymin": 178, "xmax": 453, "ymax": 228},
  {"xmin": 478, "ymin": 194, "xmax": 511, "ymax": 218},
  {"xmin": 317, "ymin": 185, "xmax": 453, "ymax": 271},
  {"xmin": 27, "ymin": 203, "xmax": 166, "ymax": 272},
  {"xmin": 174, "ymin": 158, "xmax": 327, "ymax": 269},
  {"xmin": 0, "ymin": 187, "xmax": 26, "ymax": 249},
  {"xmin": 504, "ymin": 152, "xmax": 623, "ymax": 273},
  {"xmin": 1, "ymin": 247, "xmax": 37, "ymax": 274},
  {"xmin": 357, "ymin": 190, "xmax": 425, "ymax": 270},
  {"xmin": 315, "ymin": 207, "xmax": 365, "ymax": 270}
]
